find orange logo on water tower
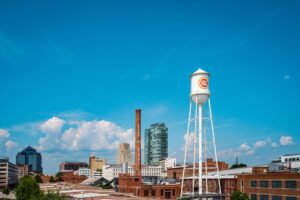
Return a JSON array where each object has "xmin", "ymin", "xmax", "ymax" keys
[{"xmin": 198, "ymin": 77, "xmax": 208, "ymax": 89}]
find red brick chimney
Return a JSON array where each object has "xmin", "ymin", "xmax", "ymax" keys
[{"xmin": 135, "ymin": 109, "xmax": 142, "ymax": 176}]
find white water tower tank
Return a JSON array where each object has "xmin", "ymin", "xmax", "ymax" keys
[{"xmin": 190, "ymin": 68, "xmax": 210, "ymax": 104}]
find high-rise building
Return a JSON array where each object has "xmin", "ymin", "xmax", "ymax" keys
[
  {"xmin": 89, "ymin": 154, "xmax": 106, "ymax": 176},
  {"xmin": 16, "ymin": 146, "xmax": 42, "ymax": 173},
  {"xmin": 116, "ymin": 143, "xmax": 132, "ymax": 165},
  {"xmin": 144, "ymin": 122, "xmax": 168, "ymax": 165},
  {"xmin": 0, "ymin": 157, "xmax": 19, "ymax": 188}
]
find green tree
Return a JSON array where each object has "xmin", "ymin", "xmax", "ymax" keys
[
  {"xmin": 55, "ymin": 172, "xmax": 63, "ymax": 182},
  {"xmin": 16, "ymin": 176, "xmax": 41, "ymax": 200},
  {"xmin": 2, "ymin": 187, "xmax": 10, "ymax": 195},
  {"xmin": 49, "ymin": 176, "xmax": 55, "ymax": 183},
  {"xmin": 231, "ymin": 191, "xmax": 250, "ymax": 200},
  {"xmin": 35, "ymin": 175, "xmax": 43, "ymax": 183},
  {"xmin": 41, "ymin": 191, "xmax": 66, "ymax": 200},
  {"xmin": 55, "ymin": 172, "xmax": 63, "ymax": 177}
]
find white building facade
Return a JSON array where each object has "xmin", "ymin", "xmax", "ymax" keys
[
  {"xmin": 159, "ymin": 157, "xmax": 176, "ymax": 171},
  {"xmin": 270, "ymin": 153, "xmax": 300, "ymax": 171},
  {"xmin": 0, "ymin": 157, "xmax": 19, "ymax": 188},
  {"xmin": 76, "ymin": 168, "xmax": 90, "ymax": 177},
  {"xmin": 103, "ymin": 164, "xmax": 163, "ymax": 181}
]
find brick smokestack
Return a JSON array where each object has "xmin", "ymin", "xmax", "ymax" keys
[{"xmin": 135, "ymin": 109, "xmax": 142, "ymax": 176}]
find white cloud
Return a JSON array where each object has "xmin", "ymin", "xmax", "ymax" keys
[
  {"xmin": 283, "ymin": 74, "xmax": 290, "ymax": 80},
  {"xmin": 271, "ymin": 142, "xmax": 278, "ymax": 147},
  {"xmin": 40, "ymin": 117, "xmax": 65, "ymax": 133},
  {"xmin": 280, "ymin": 136, "xmax": 293, "ymax": 146},
  {"xmin": 266, "ymin": 138, "xmax": 278, "ymax": 148},
  {"xmin": 61, "ymin": 120, "xmax": 134, "ymax": 151},
  {"xmin": 0, "ymin": 129, "xmax": 9, "ymax": 137},
  {"xmin": 218, "ymin": 148, "xmax": 240, "ymax": 159},
  {"xmin": 246, "ymin": 149, "xmax": 255, "ymax": 156},
  {"xmin": 220, "ymin": 137, "xmax": 281, "ymax": 159},
  {"xmin": 56, "ymin": 110, "xmax": 94, "ymax": 120},
  {"xmin": 0, "ymin": 129, "xmax": 17, "ymax": 151},
  {"xmin": 5, "ymin": 140, "xmax": 17, "ymax": 150},
  {"xmin": 254, "ymin": 140, "xmax": 266, "ymax": 148},
  {"xmin": 239, "ymin": 143, "xmax": 250, "ymax": 151},
  {"xmin": 37, "ymin": 118, "xmax": 134, "ymax": 152}
]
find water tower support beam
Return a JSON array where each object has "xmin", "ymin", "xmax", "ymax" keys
[
  {"xmin": 208, "ymin": 99, "xmax": 222, "ymax": 194},
  {"xmin": 192, "ymin": 96, "xmax": 198, "ymax": 195},
  {"xmin": 180, "ymin": 99, "xmax": 193, "ymax": 196},
  {"xmin": 198, "ymin": 104, "xmax": 203, "ymax": 195}
]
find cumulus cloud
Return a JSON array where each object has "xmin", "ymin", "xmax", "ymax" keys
[
  {"xmin": 40, "ymin": 117, "xmax": 65, "ymax": 133},
  {"xmin": 254, "ymin": 140, "xmax": 266, "ymax": 148},
  {"xmin": 246, "ymin": 149, "xmax": 255, "ymax": 156},
  {"xmin": 218, "ymin": 148, "xmax": 240, "ymax": 159},
  {"xmin": 37, "ymin": 117, "xmax": 134, "ymax": 152},
  {"xmin": 0, "ymin": 129, "xmax": 17, "ymax": 151},
  {"xmin": 239, "ymin": 143, "xmax": 250, "ymax": 151},
  {"xmin": 5, "ymin": 140, "xmax": 17, "ymax": 150},
  {"xmin": 0, "ymin": 129, "xmax": 9, "ymax": 137},
  {"xmin": 280, "ymin": 136, "xmax": 293, "ymax": 146},
  {"xmin": 61, "ymin": 120, "xmax": 134, "ymax": 151},
  {"xmin": 219, "ymin": 137, "xmax": 282, "ymax": 159}
]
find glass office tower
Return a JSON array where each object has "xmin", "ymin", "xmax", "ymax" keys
[
  {"xmin": 144, "ymin": 122, "xmax": 168, "ymax": 165},
  {"xmin": 16, "ymin": 146, "xmax": 42, "ymax": 173}
]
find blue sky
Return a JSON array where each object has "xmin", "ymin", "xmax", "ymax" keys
[{"xmin": 0, "ymin": 0, "xmax": 299, "ymax": 174}]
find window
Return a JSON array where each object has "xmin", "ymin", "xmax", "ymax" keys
[
  {"xmin": 151, "ymin": 190, "xmax": 156, "ymax": 196},
  {"xmin": 161, "ymin": 189, "xmax": 164, "ymax": 196},
  {"xmin": 272, "ymin": 180, "xmax": 281, "ymax": 188},
  {"xmin": 173, "ymin": 172, "xmax": 176, "ymax": 179},
  {"xmin": 272, "ymin": 196, "xmax": 281, "ymax": 200},
  {"xmin": 260, "ymin": 180, "xmax": 268, "ymax": 188},
  {"xmin": 134, "ymin": 178, "xmax": 139, "ymax": 182},
  {"xmin": 251, "ymin": 180, "xmax": 257, "ymax": 187},
  {"xmin": 286, "ymin": 197, "xmax": 296, "ymax": 200},
  {"xmin": 144, "ymin": 190, "xmax": 148, "ymax": 197},
  {"xmin": 260, "ymin": 195, "xmax": 268, "ymax": 200},
  {"xmin": 286, "ymin": 180, "xmax": 297, "ymax": 189},
  {"xmin": 172, "ymin": 189, "xmax": 175, "ymax": 196},
  {"xmin": 251, "ymin": 194, "xmax": 257, "ymax": 200}
]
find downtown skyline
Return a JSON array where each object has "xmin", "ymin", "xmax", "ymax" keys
[{"xmin": 0, "ymin": 0, "xmax": 299, "ymax": 174}]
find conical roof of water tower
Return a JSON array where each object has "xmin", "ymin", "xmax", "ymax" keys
[{"xmin": 191, "ymin": 68, "xmax": 209, "ymax": 77}]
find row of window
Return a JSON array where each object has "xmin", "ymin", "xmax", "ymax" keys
[
  {"xmin": 251, "ymin": 194, "xmax": 297, "ymax": 200},
  {"xmin": 250, "ymin": 180, "xmax": 297, "ymax": 189},
  {"xmin": 284, "ymin": 157, "xmax": 300, "ymax": 162}
]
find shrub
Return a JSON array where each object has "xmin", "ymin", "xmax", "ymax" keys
[
  {"xmin": 231, "ymin": 191, "xmax": 250, "ymax": 200},
  {"xmin": 49, "ymin": 176, "xmax": 56, "ymax": 183},
  {"xmin": 35, "ymin": 175, "xmax": 43, "ymax": 183}
]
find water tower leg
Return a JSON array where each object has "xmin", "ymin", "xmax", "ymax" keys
[
  {"xmin": 181, "ymin": 99, "xmax": 193, "ymax": 196},
  {"xmin": 204, "ymin": 122, "xmax": 208, "ymax": 193},
  {"xmin": 192, "ymin": 97, "xmax": 198, "ymax": 195},
  {"xmin": 208, "ymin": 99, "xmax": 222, "ymax": 194},
  {"xmin": 198, "ymin": 104, "xmax": 203, "ymax": 195}
]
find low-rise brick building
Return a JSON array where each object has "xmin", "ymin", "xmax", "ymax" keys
[
  {"xmin": 167, "ymin": 159, "xmax": 229, "ymax": 180},
  {"xmin": 237, "ymin": 168, "xmax": 300, "ymax": 200}
]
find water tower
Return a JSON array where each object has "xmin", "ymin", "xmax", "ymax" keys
[{"xmin": 179, "ymin": 69, "xmax": 223, "ymax": 199}]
